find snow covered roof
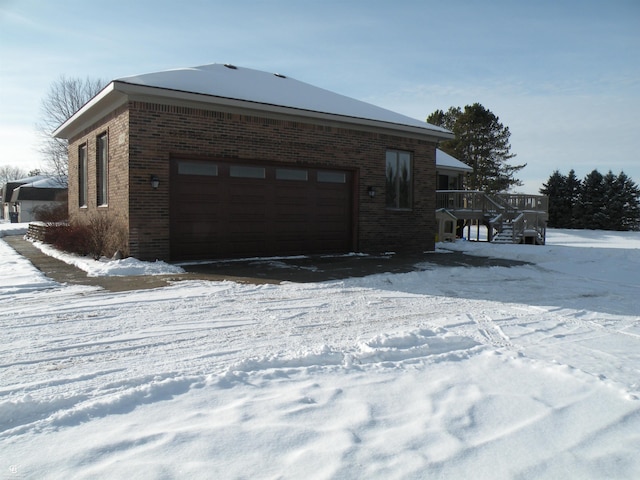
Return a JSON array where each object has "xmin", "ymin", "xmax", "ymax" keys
[
  {"xmin": 19, "ymin": 177, "xmax": 67, "ymax": 189},
  {"xmin": 10, "ymin": 185, "xmax": 65, "ymax": 202},
  {"xmin": 2, "ymin": 175, "xmax": 50, "ymax": 203},
  {"xmin": 55, "ymin": 64, "xmax": 454, "ymax": 140},
  {"xmin": 436, "ymin": 149, "xmax": 472, "ymax": 172},
  {"xmin": 5, "ymin": 176, "xmax": 66, "ymax": 203},
  {"xmin": 7, "ymin": 175, "xmax": 49, "ymax": 185}
]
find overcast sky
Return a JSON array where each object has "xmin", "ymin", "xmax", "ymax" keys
[{"xmin": 1, "ymin": 0, "xmax": 638, "ymax": 194}]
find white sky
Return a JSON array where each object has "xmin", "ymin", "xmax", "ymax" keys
[{"xmin": 1, "ymin": 0, "xmax": 638, "ymax": 194}]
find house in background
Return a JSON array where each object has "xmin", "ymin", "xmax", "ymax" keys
[
  {"xmin": 1, "ymin": 175, "xmax": 67, "ymax": 223},
  {"xmin": 54, "ymin": 63, "xmax": 453, "ymax": 261}
]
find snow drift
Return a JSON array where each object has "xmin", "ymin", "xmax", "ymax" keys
[{"xmin": 1, "ymin": 226, "xmax": 639, "ymax": 479}]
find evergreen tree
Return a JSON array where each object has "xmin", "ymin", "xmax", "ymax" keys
[
  {"xmin": 577, "ymin": 170, "xmax": 607, "ymax": 229},
  {"xmin": 602, "ymin": 171, "xmax": 621, "ymax": 230},
  {"xmin": 427, "ymin": 103, "xmax": 525, "ymax": 193},
  {"xmin": 614, "ymin": 171, "xmax": 640, "ymax": 231},
  {"xmin": 542, "ymin": 168, "xmax": 639, "ymax": 231},
  {"xmin": 540, "ymin": 170, "xmax": 566, "ymax": 227},
  {"xmin": 564, "ymin": 169, "xmax": 582, "ymax": 228}
]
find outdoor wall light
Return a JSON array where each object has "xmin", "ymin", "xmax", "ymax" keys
[
  {"xmin": 150, "ymin": 174, "xmax": 160, "ymax": 189},
  {"xmin": 367, "ymin": 186, "xmax": 376, "ymax": 198}
]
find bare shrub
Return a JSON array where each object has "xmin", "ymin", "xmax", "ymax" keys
[
  {"xmin": 33, "ymin": 192, "xmax": 69, "ymax": 224},
  {"xmin": 87, "ymin": 215, "xmax": 129, "ymax": 259},
  {"xmin": 40, "ymin": 212, "xmax": 128, "ymax": 259},
  {"xmin": 44, "ymin": 224, "xmax": 91, "ymax": 256}
]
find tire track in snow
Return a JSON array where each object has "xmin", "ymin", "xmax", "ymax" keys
[{"xmin": 464, "ymin": 313, "xmax": 516, "ymax": 349}]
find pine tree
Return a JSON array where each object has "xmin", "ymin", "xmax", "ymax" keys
[
  {"xmin": 540, "ymin": 170, "xmax": 566, "ymax": 227},
  {"xmin": 542, "ymin": 168, "xmax": 639, "ymax": 231},
  {"xmin": 615, "ymin": 171, "xmax": 640, "ymax": 231},
  {"xmin": 577, "ymin": 170, "xmax": 607, "ymax": 229},
  {"xmin": 427, "ymin": 103, "xmax": 525, "ymax": 193},
  {"xmin": 602, "ymin": 171, "xmax": 620, "ymax": 230},
  {"xmin": 564, "ymin": 169, "xmax": 582, "ymax": 228}
]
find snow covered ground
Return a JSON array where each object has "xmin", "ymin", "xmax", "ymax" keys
[{"xmin": 1, "ymin": 224, "xmax": 639, "ymax": 479}]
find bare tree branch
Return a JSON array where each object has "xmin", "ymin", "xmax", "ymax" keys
[
  {"xmin": 36, "ymin": 76, "xmax": 106, "ymax": 185},
  {"xmin": 0, "ymin": 165, "xmax": 28, "ymax": 185}
]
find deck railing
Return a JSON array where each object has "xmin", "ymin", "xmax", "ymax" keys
[
  {"xmin": 436, "ymin": 191, "xmax": 548, "ymax": 217},
  {"xmin": 436, "ymin": 190, "xmax": 489, "ymax": 212},
  {"xmin": 436, "ymin": 190, "xmax": 549, "ymax": 244},
  {"xmin": 493, "ymin": 193, "xmax": 548, "ymax": 213}
]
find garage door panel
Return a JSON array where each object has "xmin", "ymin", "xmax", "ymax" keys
[
  {"xmin": 227, "ymin": 210, "xmax": 267, "ymax": 221},
  {"xmin": 179, "ymin": 189, "xmax": 220, "ymax": 198},
  {"xmin": 180, "ymin": 222, "xmax": 218, "ymax": 234},
  {"xmin": 171, "ymin": 159, "xmax": 353, "ymax": 260},
  {"xmin": 174, "ymin": 210, "xmax": 220, "ymax": 222},
  {"xmin": 274, "ymin": 212, "xmax": 309, "ymax": 223},
  {"xmin": 275, "ymin": 202, "xmax": 308, "ymax": 214},
  {"xmin": 226, "ymin": 240, "xmax": 269, "ymax": 256},
  {"xmin": 177, "ymin": 203, "xmax": 219, "ymax": 215},
  {"xmin": 275, "ymin": 196, "xmax": 310, "ymax": 206},
  {"xmin": 229, "ymin": 196, "xmax": 268, "ymax": 207},
  {"xmin": 229, "ymin": 222, "xmax": 269, "ymax": 234}
]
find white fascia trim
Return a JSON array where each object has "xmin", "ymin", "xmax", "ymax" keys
[{"xmin": 53, "ymin": 83, "xmax": 127, "ymax": 139}]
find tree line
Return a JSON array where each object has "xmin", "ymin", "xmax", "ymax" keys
[{"xmin": 540, "ymin": 169, "xmax": 640, "ymax": 231}]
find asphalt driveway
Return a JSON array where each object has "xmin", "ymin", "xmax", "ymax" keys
[{"xmin": 3, "ymin": 235, "xmax": 529, "ymax": 291}]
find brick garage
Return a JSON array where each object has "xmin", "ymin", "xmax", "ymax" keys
[{"xmin": 55, "ymin": 64, "xmax": 452, "ymax": 261}]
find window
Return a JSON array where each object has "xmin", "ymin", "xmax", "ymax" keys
[
  {"xmin": 78, "ymin": 144, "xmax": 88, "ymax": 207},
  {"xmin": 317, "ymin": 171, "xmax": 346, "ymax": 183},
  {"xmin": 97, "ymin": 133, "xmax": 108, "ymax": 206},
  {"xmin": 276, "ymin": 168, "xmax": 308, "ymax": 181},
  {"xmin": 385, "ymin": 150, "xmax": 412, "ymax": 209},
  {"xmin": 178, "ymin": 161, "xmax": 218, "ymax": 176},
  {"xmin": 229, "ymin": 165, "xmax": 265, "ymax": 179}
]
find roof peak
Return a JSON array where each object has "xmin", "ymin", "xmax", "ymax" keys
[
  {"xmin": 56, "ymin": 63, "xmax": 453, "ymax": 140},
  {"xmin": 115, "ymin": 63, "xmax": 451, "ymax": 136}
]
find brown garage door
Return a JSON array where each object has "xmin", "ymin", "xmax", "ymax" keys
[{"xmin": 170, "ymin": 159, "xmax": 354, "ymax": 260}]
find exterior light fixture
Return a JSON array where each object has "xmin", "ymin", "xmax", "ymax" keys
[
  {"xmin": 150, "ymin": 174, "xmax": 160, "ymax": 189},
  {"xmin": 367, "ymin": 186, "xmax": 376, "ymax": 198}
]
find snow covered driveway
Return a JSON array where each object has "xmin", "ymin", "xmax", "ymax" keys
[{"xmin": 1, "ymin": 228, "xmax": 639, "ymax": 479}]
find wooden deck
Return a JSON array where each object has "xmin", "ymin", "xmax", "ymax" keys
[{"xmin": 436, "ymin": 191, "xmax": 549, "ymax": 244}]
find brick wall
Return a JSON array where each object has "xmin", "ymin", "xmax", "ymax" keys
[
  {"xmin": 72, "ymin": 100, "xmax": 438, "ymax": 261},
  {"xmin": 68, "ymin": 106, "xmax": 130, "ymax": 248}
]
